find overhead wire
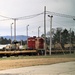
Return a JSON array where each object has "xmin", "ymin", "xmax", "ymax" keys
[
  {"xmin": 17, "ymin": 12, "xmax": 43, "ymax": 20},
  {"xmin": 0, "ymin": 11, "xmax": 75, "ymax": 21},
  {"xmin": 0, "ymin": 15, "xmax": 13, "ymax": 19},
  {"xmin": 0, "ymin": 12, "xmax": 43, "ymax": 21},
  {"xmin": 0, "ymin": 19, "xmax": 11, "ymax": 21},
  {"xmin": 47, "ymin": 11, "xmax": 75, "ymax": 19}
]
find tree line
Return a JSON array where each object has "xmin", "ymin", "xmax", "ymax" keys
[
  {"xmin": 0, "ymin": 37, "xmax": 26, "ymax": 45},
  {"xmin": 53, "ymin": 28, "xmax": 75, "ymax": 44},
  {"xmin": 41, "ymin": 28, "xmax": 75, "ymax": 48},
  {"xmin": 0, "ymin": 37, "xmax": 11, "ymax": 44},
  {"xmin": 0, "ymin": 28, "xmax": 75, "ymax": 47}
]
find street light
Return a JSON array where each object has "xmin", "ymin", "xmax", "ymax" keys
[
  {"xmin": 38, "ymin": 26, "xmax": 41, "ymax": 37},
  {"xmin": 48, "ymin": 15, "xmax": 53, "ymax": 55},
  {"xmin": 11, "ymin": 23, "xmax": 13, "ymax": 44},
  {"xmin": 27, "ymin": 25, "xmax": 29, "ymax": 49}
]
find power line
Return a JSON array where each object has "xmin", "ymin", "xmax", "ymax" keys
[
  {"xmin": 0, "ymin": 11, "xmax": 75, "ymax": 21},
  {"xmin": 0, "ymin": 19, "xmax": 11, "ymax": 21},
  {"xmin": 0, "ymin": 12, "xmax": 43, "ymax": 21},
  {"xmin": 47, "ymin": 11, "xmax": 75, "ymax": 19},
  {"xmin": 0, "ymin": 15, "xmax": 12, "ymax": 19},
  {"xmin": 17, "ymin": 12, "xmax": 43, "ymax": 20}
]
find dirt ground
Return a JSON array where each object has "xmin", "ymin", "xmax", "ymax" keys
[{"xmin": 0, "ymin": 57, "xmax": 75, "ymax": 70}]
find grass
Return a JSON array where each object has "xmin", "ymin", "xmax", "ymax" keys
[
  {"xmin": 0, "ymin": 53, "xmax": 75, "ymax": 60},
  {"xmin": 0, "ymin": 53, "xmax": 75, "ymax": 70}
]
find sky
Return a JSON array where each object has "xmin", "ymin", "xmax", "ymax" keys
[{"xmin": 0, "ymin": 0, "xmax": 75, "ymax": 37}]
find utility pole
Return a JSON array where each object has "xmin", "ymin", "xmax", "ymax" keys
[
  {"xmin": 60, "ymin": 32, "xmax": 61, "ymax": 43},
  {"xmin": 14, "ymin": 19, "xmax": 16, "ymax": 41},
  {"xmin": 27, "ymin": 25, "xmax": 29, "ymax": 49},
  {"xmin": 73, "ymin": 18, "xmax": 75, "ymax": 54},
  {"xmin": 38, "ymin": 26, "xmax": 40, "ymax": 37},
  {"xmin": 44, "ymin": 6, "xmax": 46, "ymax": 56},
  {"xmin": 48, "ymin": 15, "xmax": 53, "ymax": 55},
  {"xmin": 60, "ymin": 29, "xmax": 62, "ymax": 43},
  {"xmin": 11, "ymin": 23, "xmax": 13, "ymax": 44},
  {"xmin": 70, "ymin": 28, "xmax": 71, "ymax": 54}
]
